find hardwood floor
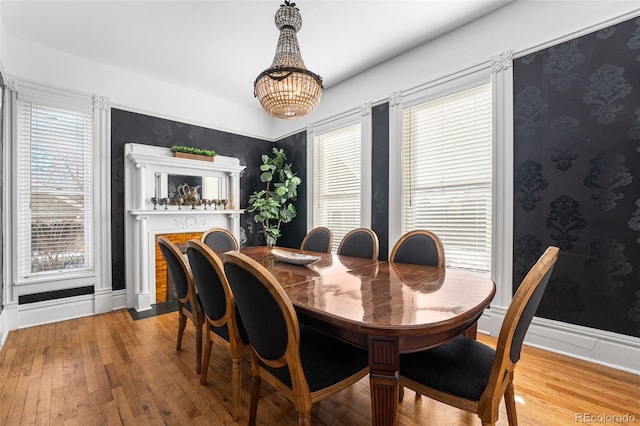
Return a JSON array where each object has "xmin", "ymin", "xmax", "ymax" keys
[{"xmin": 1, "ymin": 309, "xmax": 638, "ymax": 425}]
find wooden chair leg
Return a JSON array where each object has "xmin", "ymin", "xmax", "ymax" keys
[
  {"xmin": 231, "ymin": 357, "xmax": 242, "ymax": 421},
  {"xmin": 195, "ymin": 324, "xmax": 203, "ymax": 374},
  {"xmin": 464, "ymin": 322, "xmax": 478, "ymax": 340},
  {"xmin": 249, "ymin": 375, "xmax": 261, "ymax": 426},
  {"xmin": 298, "ymin": 411, "xmax": 311, "ymax": 426},
  {"xmin": 176, "ymin": 312, "xmax": 187, "ymax": 351},
  {"xmin": 504, "ymin": 373, "xmax": 518, "ymax": 426},
  {"xmin": 200, "ymin": 337, "xmax": 213, "ymax": 385},
  {"xmin": 399, "ymin": 385, "xmax": 404, "ymax": 402}
]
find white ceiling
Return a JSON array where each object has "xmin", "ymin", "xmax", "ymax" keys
[{"xmin": 1, "ymin": 0, "xmax": 512, "ymax": 110}]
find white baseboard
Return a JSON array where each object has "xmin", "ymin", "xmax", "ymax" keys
[
  {"xmin": 95, "ymin": 288, "xmax": 114, "ymax": 314},
  {"xmin": 479, "ymin": 308, "xmax": 640, "ymax": 374},
  {"xmin": 18, "ymin": 294, "xmax": 95, "ymax": 328},
  {"xmin": 0, "ymin": 307, "xmax": 10, "ymax": 348},
  {"xmin": 112, "ymin": 289, "xmax": 127, "ymax": 310}
]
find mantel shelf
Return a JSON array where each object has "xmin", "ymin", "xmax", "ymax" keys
[
  {"xmin": 126, "ymin": 144, "xmax": 246, "ymax": 175},
  {"xmin": 128, "ymin": 209, "xmax": 245, "ymax": 217}
]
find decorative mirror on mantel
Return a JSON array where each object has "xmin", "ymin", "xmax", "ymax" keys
[{"xmin": 123, "ymin": 143, "xmax": 246, "ymax": 312}]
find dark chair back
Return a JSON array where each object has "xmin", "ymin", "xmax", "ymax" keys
[
  {"xmin": 300, "ymin": 226, "xmax": 333, "ymax": 253},
  {"xmin": 222, "ymin": 251, "xmax": 369, "ymax": 425},
  {"xmin": 201, "ymin": 227, "xmax": 239, "ymax": 252},
  {"xmin": 223, "ymin": 252, "xmax": 294, "ymax": 362},
  {"xmin": 337, "ymin": 228, "xmax": 379, "ymax": 260},
  {"xmin": 158, "ymin": 236, "xmax": 190, "ymax": 301},
  {"xmin": 158, "ymin": 236, "xmax": 204, "ymax": 374},
  {"xmin": 504, "ymin": 246, "xmax": 558, "ymax": 363},
  {"xmin": 187, "ymin": 240, "xmax": 247, "ymax": 420},
  {"xmin": 390, "ymin": 230, "xmax": 445, "ymax": 267},
  {"xmin": 484, "ymin": 246, "xmax": 559, "ymax": 405},
  {"xmin": 187, "ymin": 240, "xmax": 233, "ymax": 323}
]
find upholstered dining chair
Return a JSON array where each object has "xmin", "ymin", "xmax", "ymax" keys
[
  {"xmin": 222, "ymin": 251, "xmax": 370, "ymax": 425},
  {"xmin": 300, "ymin": 226, "xmax": 333, "ymax": 253},
  {"xmin": 186, "ymin": 240, "xmax": 248, "ymax": 420},
  {"xmin": 390, "ymin": 229, "xmax": 445, "ymax": 401},
  {"xmin": 157, "ymin": 236, "xmax": 204, "ymax": 374},
  {"xmin": 201, "ymin": 227, "xmax": 239, "ymax": 252},
  {"xmin": 398, "ymin": 246, "xmax": 559, "ymax": 426},
  {"xmin": 337, "ymin": 228, "xmax": 379, "ymax": 260},
  {"xmin": 389, "ymin": 229, "xmax": 445, "ymax": 267}
]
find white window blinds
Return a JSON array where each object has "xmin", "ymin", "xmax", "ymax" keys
[
  {"xmin": 16, "ymin": 101, "xmax": 94, "ymax": 279},
  {"xmin": 402, "ymin": 83, "xmax": 492, "ymax": 271},
  {"xmin": 313, "ymin": 123, "xmax": 361, "ymax": 251}
]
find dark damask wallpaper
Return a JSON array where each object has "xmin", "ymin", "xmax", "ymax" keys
[
  {"xmin": 372, "ymin": 103, "xmax": 390, "ymax": 261},
  {"xmin": 513, "ymin": 16, "xmax": 640, "ymax": 337},
  {"xmin": 275, "ymin": 131, "xmax": 308, "ymax": 249},
  {"xmin": 111, "ymin": 109, "xmax": 273, "ymax": 291}
]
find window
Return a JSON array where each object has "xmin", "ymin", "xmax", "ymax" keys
[
  {"xmin": 16, "ymin": 100, "xmax": 94, "ymax": 279},
  {"xmin": 401, "ymin": 83, "xmax": 492, "ymax": 271},
  {"xmin": 308, "ymin": 106, "xmax": 371, "ymax": 251}
]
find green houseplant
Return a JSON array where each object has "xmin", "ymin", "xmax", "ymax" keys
[{"xmin": 247, "ymin": 147, "xmax": 301, "ymax": 246}]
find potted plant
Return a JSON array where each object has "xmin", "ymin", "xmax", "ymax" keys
[
  {"xmin": 247, "ymin": 147, "xmax": 301, "ymax": 246},
  {"xmin": 170, "ymin": 145, "xmax": 217, "ymax": 162}
]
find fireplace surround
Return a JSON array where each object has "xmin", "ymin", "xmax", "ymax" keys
[{"xmin": 124, "ymin": 143, "xmax": 245, "ymax": 311}]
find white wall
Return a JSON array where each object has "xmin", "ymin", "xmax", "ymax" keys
[
  {"xmin": 3, "ymin": 35, "xmax": 275, "ymax": 141},
  {"xmin": 274, "ymin": 0, "xmax": 640, "ymax": 137}
]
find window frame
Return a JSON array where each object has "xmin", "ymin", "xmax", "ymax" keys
[
  {"xmin": 389, "ymin": 59, "xmax": 513, "ymax": 308},
  {"xmin": 306, "ymin": 104, "xmax": 372, "ymax": 248},
  {"xmin": 16, "ymin": 99, "xmax": 95, "ymax": 280},
  {"xmin": 400, "ymin": 81, "xmax": 493, "ymax": 271},
  {"xmin": 8, "ymin": 80, "xmax": 110, "ymax": 296}
]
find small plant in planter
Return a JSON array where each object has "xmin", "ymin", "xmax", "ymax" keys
[
  {"xmin": 247, "ymin": 147, "xmax": 301, "ymax": 246},
  {"xmin": 170, "ymin": 145, "xmax": 217, "ymax": 161}
]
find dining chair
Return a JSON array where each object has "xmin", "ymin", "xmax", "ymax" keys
[
  {"xmin": 390, "ymin": 229, "xmax": 445, "ymax": 402},
  {"xmin": 201, "ymin": 227, "xmax": 239, "ymax": 252},
  {"xmin": 300, "ymin": 226, "xmax": 333, "ymax": 253},
  {"xmin": 337, "ymin": 228, "xmax": 379, "ymax": 260},
  {"xmin": 157, "ymin": 236, "xmax": 204, "ymax": 374},
  {"xmin": 398, "ymin": 246, "xmax": 560, "ymax": 426},
  {"xmin": 389, "ymin": 229, "xmax": 445, "ymax": 267},
  {"xmin": 222, "ymin": 251, "xmax": 370, "ymax": 425},
  {"xmin": 186, "ymin": 240, "xmax": 249, "ymax": 420}
]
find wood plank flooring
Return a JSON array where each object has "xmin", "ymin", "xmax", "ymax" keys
[{"xmin": 1, "ymin": 309, "xmax": 638, "ymax": 425}]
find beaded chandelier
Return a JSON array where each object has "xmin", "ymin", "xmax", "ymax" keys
[{"xmin": 254, "ymin": 1, "xmax": 323, "ymax": 119}]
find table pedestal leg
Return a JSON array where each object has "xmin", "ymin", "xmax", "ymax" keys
[{"xmin": 368, "ymin": 336, "xmax": 399, "ymax": 426}]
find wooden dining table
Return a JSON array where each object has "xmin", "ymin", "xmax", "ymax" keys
[{"xmin": 239, "ymin": 246, "xmax": 496, "ymax": 426}]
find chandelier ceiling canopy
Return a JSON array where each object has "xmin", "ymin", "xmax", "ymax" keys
[{"xmin": 254, "ymin": 1, "xmax": 323, "ymax": 119}]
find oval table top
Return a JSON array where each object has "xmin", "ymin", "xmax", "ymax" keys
[{"xmin": 240, "ymin": 246, "xmax": 495, "ymax": 340}]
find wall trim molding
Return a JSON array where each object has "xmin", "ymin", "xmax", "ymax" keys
[
  {"xmin": 515, "ymin": 8, "xmax": 640, "ymax": 59},
  {"xmin": 478, "ymin": 308, "xmax": 640, "ymax": 374},
  {"xmin": 17, "ymin": 294, "xmax": 95, "ymax": 329}
]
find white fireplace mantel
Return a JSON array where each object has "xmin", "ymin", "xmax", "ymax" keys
[{"xmin": 124, "ymin": 143, "xmax": 246, "ymax": 311}]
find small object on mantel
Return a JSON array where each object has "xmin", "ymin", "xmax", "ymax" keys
[{"xmin": 174, "ymin": 151, "xmax": 214, "ymax": 162}]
